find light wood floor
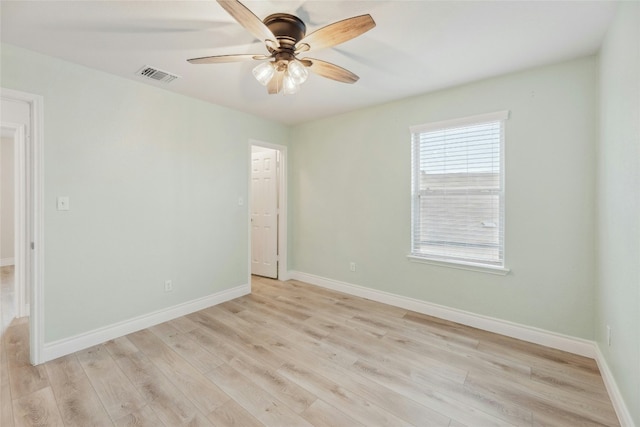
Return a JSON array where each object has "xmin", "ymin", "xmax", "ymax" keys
[{"xmin": 1, "ymin": 267, "xmax": 620, "ymax": 426}]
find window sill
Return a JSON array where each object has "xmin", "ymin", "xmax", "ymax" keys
[{"xmin": 407, "ymin": 255, "xmax": 510, "ymax": 276}]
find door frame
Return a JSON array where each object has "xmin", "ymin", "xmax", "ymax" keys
[
  {"xmin": 248, "ymin": 139, "xmax": 288, "ymax": 284},
  {"xmin": 1, "ymin": 88, "xmax": 44, "ymax": 365}
]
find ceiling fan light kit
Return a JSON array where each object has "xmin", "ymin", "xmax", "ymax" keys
[
  {"xmin": 287, "ymin": 60, "xmax": 309, "ymax": 85},
  {"xmin": 187, "ymin": 0, "xmax": 375, "ymax": 95},
  {"xmin": 252, "ymin": 61, "xmax": 276, "ymax": 85},
  {"xmin": 252, "ymin": 59, "xmax": 308, "ymax": 94},
  {"xmin": 282, "ymin": 72, "xmax": 300, "ymax": 95}
]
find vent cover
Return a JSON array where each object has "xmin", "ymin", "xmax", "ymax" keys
[{"xmin": 136, "ymin": 66, "xmax": 179, "ymax": 83}]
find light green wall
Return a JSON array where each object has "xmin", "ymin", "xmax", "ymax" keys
[
  {"xmin": 290, "ymin": 56, "xmax": 598, "ymax": 339},
  {"xmin": 1, "ymin": 44, "xmax": 289, "ymax": 342},
  {"xmin": 596, "ymin": 2, "xmax": 640, "ymax": 424}
]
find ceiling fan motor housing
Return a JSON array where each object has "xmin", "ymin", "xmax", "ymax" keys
[{"xmin": 263, "ymin": 13, "xmax": 306, "ymax": 50}]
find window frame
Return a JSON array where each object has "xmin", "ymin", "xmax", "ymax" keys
[{"xmin": 409, "ymin": 111, "xmax": 510, "ymax": 275}]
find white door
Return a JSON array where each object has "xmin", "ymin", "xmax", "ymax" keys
[{"xmin": 251, "ymin": 147, "xmax": 278, "ymax": 278}]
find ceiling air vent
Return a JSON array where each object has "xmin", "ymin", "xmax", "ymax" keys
[{"xmin": 136, "ymin": 65, "xmax": 179, "ymax": 83}]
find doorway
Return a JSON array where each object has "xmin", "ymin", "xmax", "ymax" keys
[
  {"xmin": 249, "ymin": 140, "xmax": 287, "ymax": 281},
  {"xmin": 1, "ymin": 122, "xmax": 27, "ymax": 319},
  {"xmin": 1, "ymin": 88, "xmax": 43, "ymax": 365}
]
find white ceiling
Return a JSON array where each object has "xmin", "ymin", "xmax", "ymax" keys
[{"xmin": 1, "ymin": 1, "xmax": 617, "ymax": 125}]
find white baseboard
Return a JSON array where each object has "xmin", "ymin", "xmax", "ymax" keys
[
  {"xmin": 278, "ymin": 271, "xmax": 292, "ymax": 282},
  {"xmin": 0, "ymin": 257, "xmax": 15, "ymax": 267},
  {"xmin": 42, "ymin": 283, "xmax": 250, "ymax": 363},
  {"xmin": 288, "ymin": 271, "xmax": 595, "ymax": 357},
  {"xmin": 594, "ymin": 345, "xmax": 635, "ymax": 427}
]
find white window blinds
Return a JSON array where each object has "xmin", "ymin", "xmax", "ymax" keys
[{"xmin": 410, "ymin": 111, "xmax": 508, "ymax": 268}]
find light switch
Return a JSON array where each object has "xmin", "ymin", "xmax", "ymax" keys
[
  {"xmin": 57, "ymin": 196, "xmax": 70, "ymax": 211},
  {"xmin": 238, "ymin": 196, "xmax": 244, "ymax": 206}
]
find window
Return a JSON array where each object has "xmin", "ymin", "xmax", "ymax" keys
[{"xmin": 410, "ymin": 111, "xmax": 508, "ymax": 271}]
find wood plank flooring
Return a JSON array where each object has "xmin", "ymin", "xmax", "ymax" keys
[{"xmin": 0, "ymin": 268, "xmax": 620, "ymax": 426}]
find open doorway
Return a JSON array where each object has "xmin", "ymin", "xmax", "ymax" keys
[
  {"xmin": 249, "ymin": 140, "xmax": 287, "ymax": 281},
  {"xmin": 1, "ymin": 110, "xmax": 29, "ymax": 321},
  {"xmin": 1, "ymin": 88, "xmax": 43, "ymax": 365}
]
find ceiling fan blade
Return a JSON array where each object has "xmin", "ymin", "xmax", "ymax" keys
[
  {"xmin": 295, "ymin": 14, "xmax": 375, "ymax": 52},
  {"xmin": 303, "ymin": 58, "xmax": 359, "ymax": 83},
  {"xmin": 187, "ymin": 54, "xmax": 267, "ymax": 64},
  {"xmin": 217, "ymin": 0, "xmax": 280, "ymax": 48},
  {"xmin": 267, "ymin": 71, "xmax": 284, "ymax": 94}
]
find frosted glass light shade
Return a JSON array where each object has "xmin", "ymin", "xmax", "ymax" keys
[
  {"xmin": 287, "ymin": 60, "xmax": 308, "ymax": 85},
  {"xmin": 252, "ymin": 62, "xmax": 275, "ymax": 86},
  {"xmin": 283, "ymin": 73, "xmax": 300, "ymax": 95}
]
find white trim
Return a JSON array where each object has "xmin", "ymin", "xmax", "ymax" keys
[
  {"xmin": 0, "ymin": 88, "xmax": 44, "ymax": 365},
  {"xmin": 407, "ymin": 255, "xmax": 510, "ymax": 275},
  {"xmin": 288, "ymin": 271, "xmax": 595, "ymax": 358},
  {"xmin": 42, "ymin": 283, "xmax": 250, "ymax": 363},
  {"xmin": 14, "ymin": 123, "xmax": 27, "ymax": 318},
  {"xmin": 0, "ymin": 258, "xmax": 15, "ymax": 267},
  {"xmin": 410, "ymin": 110, "xmax": 510, "ymax": 134},
  {"xmin": 593, "ymin": 345, "xmax": 635, "ymax": 427},
  {"xmin": 33, "ymin": 91, "xmax": 45, "ymax": 365},
  {"xmin": 249, "ymin": 139, "xmax": 289, "ymax": 281}
]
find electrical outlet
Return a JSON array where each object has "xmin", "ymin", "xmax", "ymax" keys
[
  {"xmin": 606, "ymin": 325, "xmax": 611, "ymax": 346},
  {"xmin": 349, "ymin": 262, "xmax": 356, "ymax": 272},
  {"xmin": 164, "ymin": 280, "xmax": 173, "ymax": 293}
]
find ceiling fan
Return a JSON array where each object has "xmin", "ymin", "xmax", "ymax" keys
[{"xmin": 187, "ymin": 0, "xmax": 376, "ymax": 94}]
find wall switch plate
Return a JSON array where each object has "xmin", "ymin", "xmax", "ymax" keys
[{"xmin": 57, "ymin": 196, "xmax": 70, "ymax": 211}]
